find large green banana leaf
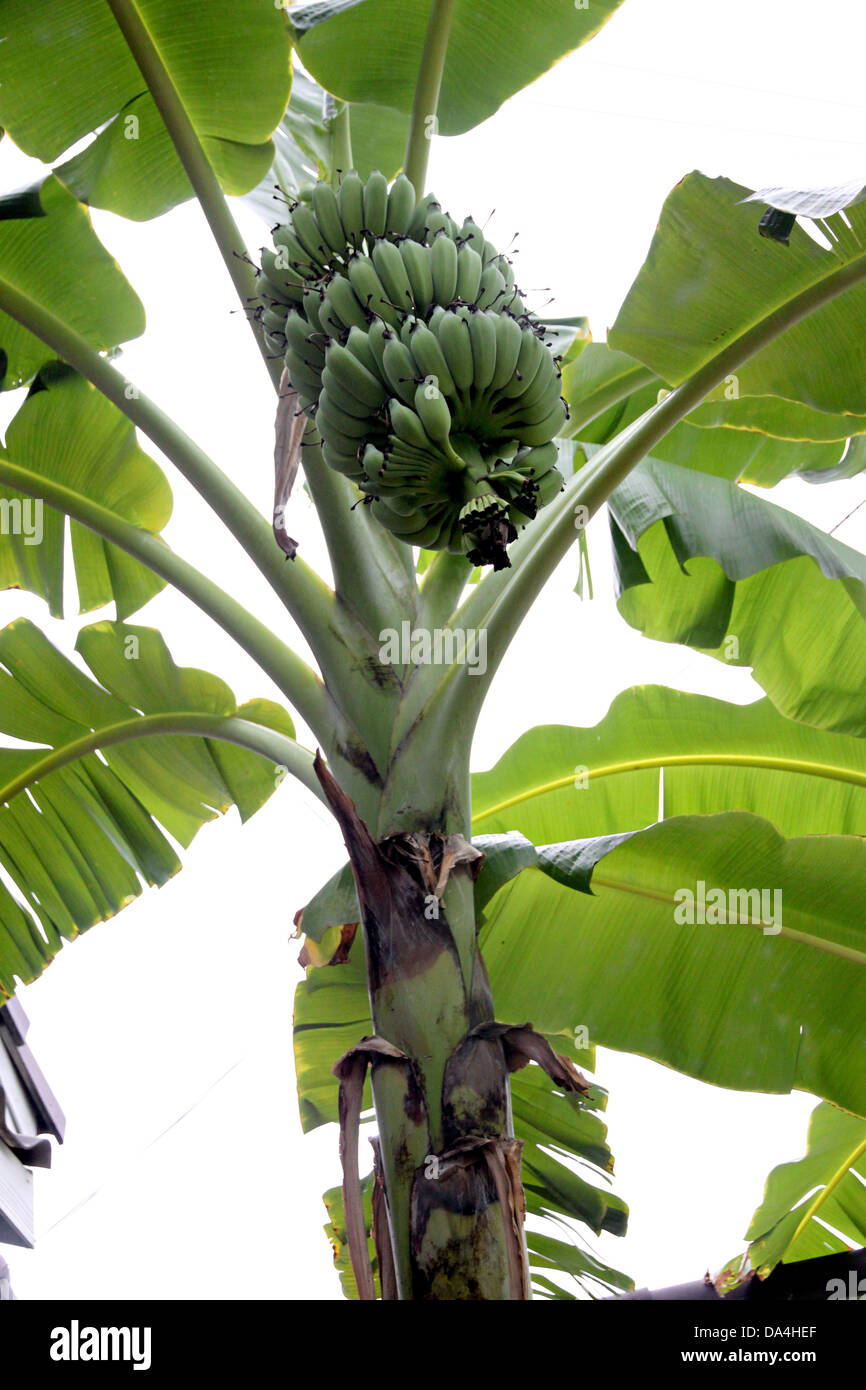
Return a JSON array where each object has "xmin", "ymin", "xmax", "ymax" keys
[
  {"xmin": 609, "ymin": 456, "xmax": 866, "ymax": 735},
  {"xmin": 480, "ymin": 814, "xmax": 866, "ymax": 1117},
  {"xmin": 290, "ymin": 0, "xmax": 627, "ymax": 137},
  {"xmin": 0, "ymin": 617, "xmax": 300, "ymax": 999},
  {"xmin": 734, "ymin": 1101, "xmax": 866, "ymax": 1281},
  {"xmin": 471, "ymin": 686, "xmax": 866, "ymax": 844},
  {"xmin": 609, "ymin": 173, "xmax": 866, "ymax": 415},
  {"xmin": 0, "ymin": 0, "xmax": 291, "ymax": 221},
  {"xmin": 0, "ymin": 179, "xmax": 144, "ymax": 391},
  {"xmin": 0, "ymin": 365, "xmax": 171, "ymax": 618},
  {"xmin": 293, "ymin": 927, "xmax": 632, "ymax": 1300}
]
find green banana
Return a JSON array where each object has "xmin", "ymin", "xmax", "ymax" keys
[
  {"xmin": 430, "ymin": 232, "xmax": 459, "ymax": 304},
  {"xmin": 289, "ymin": 203, "xmax": 331, "ymax": 270},
  {"xmin": 476, "ymin": 263, "xmax": 507, "ymax": 311},
  {"xmin": 320, "ymin": 370, "xmax": 379, "ymax": 419},
  {"xmin": 348, "ymin": 256, "xmax": 399, "ymax": 326},
  {"xmin": 273, "ymin": 225, "xmax": 319, "ymax": 277},
  {"xmin": 284, "ymin": 311, "xmax": 325, "ymax": 365},
  {"xmin": 344, "ymin": 325, "xmax": 384, "ymax": 382},
  {"xmin": 311, "ymin": 181, "xmax": 349, "ymax": 259},
  {"xmin": 337, "ymin": 171, "xmax": 366, "ymax": 250},
  {"xmin": 389, "ymin": 399, "xmax": 437, "ymax": 451},
  {"xmin": 402, "ymin": 320, "xmax": 456, "ymax": 398},
  {"xmin": 325, "ymin": 341, "xmax": 388, "ymax": 409},
  {"xmin": 455, "ymin": 245, "xmax": 483, "ymax": 303},
  {"xmin": 322, "ymin": 440, "xmax": 365, "ymax": 479},
  {"xmin": 372, "ymin": 239, "xmax": 414, "ymax": 315},
  {"xmin": 366, "ymin": 320, "xmax": 397, "ymax": 377},
  {"xmin": 382, "ymin": 338, "xmax": 421, "ymax": 407},
  {"xmin": 413, "ymin": 383, "xmax": 452, "ymax": 444},
  {"xmin": 408, "ymin": 193, "xmax": 443, "ymax": 241},
  {"xmin": 399, "ymin": 240, "xmax": 435, "ymax": 314},
  {"xmin": 425, "ymin": 210, "xmax": 458, "ymax": 240},
  {"xmin": 302, "ymin": 286, "xmax": 326, "ymax": 335},
  {"xmin": 284, "ymin": 352, "xmax": 323, "ymax": 400},
  {"xmin": 259, "ymin": 248, "xmax": 305, "ymax": 294},
  {"xmin": 467, "ymin": 310, "xmax": 498, "ymax": 394},
  {"xmin": 514, "ymin": 402, "xmax": 567, "ymax": 445},
  {"xmin": 386, "ymin": 174, "xmax": 417, "ymax": 235},
  {"xmin": 499, "ymin": 330, "xmax": 545, "ymax": 398},
  {"xmin": 363, "ymin": 170, "xmax": 389, "ymax": 239},
  {"xmin": 315, "ymin": 395, "xmax": 373, "ymax": 440},
  {"xmin": 434, "ymin": 311, "xmax": 474, "ymax": 394},
  {"xmin": 322, "ymin": 274, "xmax": 369, "ymax": 333},
  {"xmin": 489, "ymin": 312, "xmax": 523, "ymax": 391},
  {"xmin": 458, "ymin": 217, "xmax": 486, "ymax": 258},
  {"xmin": 506, "ymin": 372, "xmax": 564, "ymax": 427}
]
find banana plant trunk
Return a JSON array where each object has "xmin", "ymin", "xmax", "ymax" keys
[{"xmin": 317, "ymin": 755, "xmax": 533, "ymax": 1299}]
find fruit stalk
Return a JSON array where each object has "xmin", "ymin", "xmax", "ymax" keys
[{"xmin": 403, "ymin": 0, "xmax": 457, "ymax": 196}]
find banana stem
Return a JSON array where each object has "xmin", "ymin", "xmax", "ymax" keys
[
  {"xmin": 418, "ymin": 550, "xmax": 472, "ymax": 628},
  {"xmin": 0, "ymin": 456, "xmax": 332, "ymax": 743},
  {"xmin": 403, "ymin": 0, "xmax": 456, "ymax": 195},
  {"xmin": 105, "ymin": 0, "xmax": 282, "ymax": 392},
  {"xmin": 330, "ymin": 103, "xmax": 354, "ymax": 185},
  {"xmin": 0, "ymin": 712, "xmax": 327, "ymax": 808},
  {"xmin": 299, "ymin": 430, "xmax": 420, "ymax": 637},
  {"xmin": 0, "ymin": 278, "xmax": 352, "ymax": 668}
]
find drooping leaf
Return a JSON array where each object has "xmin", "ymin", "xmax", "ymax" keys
[
  {"xmin": 526, "ymin": 1230, "xmax": 633, "ymax": 1299},
  {"xmin": 609, "ymin": 173, "xmax": 866, "ymax": 415},
  {"xmin": 0, "ymin": 618, "xmax": 298, "ymax": 999},
  {"xmin": 291, "ymin": 0, "xmax": 627, "ymax": 137},
  {"xmin": 0, "ymin": 0, "xmax": 291, "ymax": 221},
  {"xmin": 739, "ymin": 1101, "xmax": 866, "ymax": 1279},
  {"xmin": 609, "ymin": 456, "xmax": 866, "ymax": 735},
  {"xmin": 480, "ymin": 813, "xmax": 866, "ymax": 1118},
  {"xmin": 0, "ymin": 365, "xmax": 171, "ymax": 618},
  {"xmin": 0, "ymin": 177, "xmax": 144, "ymax": 391}
]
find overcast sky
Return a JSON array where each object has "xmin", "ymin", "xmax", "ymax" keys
[{"xmin": 3, "ymin": 0, "xmax": 866, "ymax": 1299}]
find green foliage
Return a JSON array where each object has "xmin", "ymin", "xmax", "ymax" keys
[
  {"xmin": 0, "ymin": 178, "xmax": 144, "ymax": 390},
  {"xmin": 742, "ymin": 1102, "xmax": 866, "ymax": 1277},
  {"xmin": 0, "ymin": 0, "xmax": 291, "ymax": 220},
  {"xmin": 0, "ymin": 366, "xmax": 171, "ymax": 617},
  {"xmin": 291, "ymin": 0, "xmax": 627, "ymax": 136},
  {"xmin": 480, "ymin": 814, "xmax": 866, "ymax": 1117},
  {"xmin": 0, "ymin": 618, "xmax": 297, "ymax": 997},
  {"xmin": 610, "ymin": 456, "xmax": 866, "ymax": 734},
  {"xmin": 610, "ymin": 172, "xmax": 866, "ymax": 414},
  {"xmin": 4, "ymin": 0, "xmax": 866, "ymax": 1302}
]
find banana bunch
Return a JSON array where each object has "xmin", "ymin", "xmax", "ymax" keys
[{"xmin": 256, "ymin": 170, "xmax": 567, "ymax": 568}]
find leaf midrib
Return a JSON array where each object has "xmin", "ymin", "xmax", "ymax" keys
[{"xmin": 472, "ymin": 752, "xmax": 866, "ymax": 826}]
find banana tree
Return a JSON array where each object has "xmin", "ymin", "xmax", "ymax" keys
[{"xmin": 1, "ymin": 0, "xmax": 866, "ymax": 1300}]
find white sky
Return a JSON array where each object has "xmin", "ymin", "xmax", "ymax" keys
[{"xmin": 3, "ymin": 0, "xmax": 866, "ymax": 1299}]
